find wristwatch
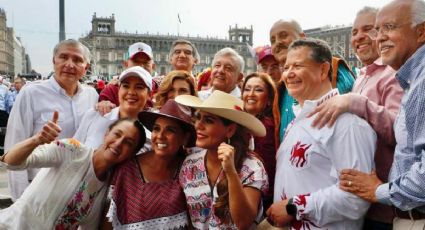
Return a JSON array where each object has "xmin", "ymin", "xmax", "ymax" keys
[{"xmin": 286, "ymin": 198, "xmax": 297, "ymax": 217}]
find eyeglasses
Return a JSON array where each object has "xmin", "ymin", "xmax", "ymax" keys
[{"xmin": 368, "ymin": 22, "xmax": 412, "ymax": 39}]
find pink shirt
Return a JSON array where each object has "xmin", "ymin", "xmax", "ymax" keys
[{"xmin": 349, "ymin": 58, "xmax": 403, "ymax": 223}]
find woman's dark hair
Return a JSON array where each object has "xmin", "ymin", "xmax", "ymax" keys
[
  {"xmin": 214, "ymin": 117, "xmax": 251, "ymax": 223},
  {"xmin": 152, "ymin": 116, "xmax": 191, "ymax": 159},
  {"xmin": 108, "ymin": 118, "xmax": 146, "ymax": 153}
]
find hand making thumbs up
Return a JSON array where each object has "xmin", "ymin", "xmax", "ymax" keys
[{"xmin": 35, "ymin": 111, "xmax": 62, "ymax": 145}]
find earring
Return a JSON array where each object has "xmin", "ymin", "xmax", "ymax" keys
[{"xmin": 227, "ymin": 138, "xmax": 231, "ymax": 144}]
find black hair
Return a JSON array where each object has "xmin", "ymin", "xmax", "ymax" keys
[
  {"xmin": 288, "ymin": 38, "xmax": 333, "ymax": 81},
  {"xmin": 108, "ymin": 118, "xmax": 146, "ymax": 153}
]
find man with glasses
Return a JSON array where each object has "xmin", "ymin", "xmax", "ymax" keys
[
  {"xmin": 308, "ymin": 7, "xmax": 404, "ymax": 229},
  {"xmin": 257, "ymin": 45, "xmax": 282, "ymax": 83},
  {"xmin": 338, "ymin": 0, "xmax": 425, "ymax": 229},
  {"xmin": 5, "ymin": 39, "xmax": 99, "ymax": 201}
]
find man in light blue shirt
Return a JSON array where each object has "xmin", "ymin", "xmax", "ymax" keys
[
  {"xmin": 338, "ymin": 0, "xmax": 425, "ymax": 229},
  {"xmin": 5, "ymin": 77, "xmax": 26, "ymax": 114},
  {"xmin": 0, "ymin": 76, "xmax": 9, "ymax": 127}
]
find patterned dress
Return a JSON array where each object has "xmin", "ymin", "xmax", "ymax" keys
[
  {"xmin": 0, "ymin": 139, "xmax": 107, "ymax": 230},
  {"xmin": 107, "ymin": 157, "xmax": 189, "ymax": 229},
  {"xmin": 179, "ymin": 149, "xmax": 268, "ymax": 229}
]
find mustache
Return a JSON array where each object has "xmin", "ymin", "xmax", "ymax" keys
[{"xmin": 275, "ymin": 44, "xmax": 288, "ymax": 52}]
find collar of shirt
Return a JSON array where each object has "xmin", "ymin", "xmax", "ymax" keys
[
  {"xmin": 396, "ymin": 44, "xmax": 425, "ymax": 90},
  {"xmin": 49, "ymin": 76, "xmax": 83, "ymax": 97},
  {"xmin": 360, "ymin": 58, "xmax": 385, "ymax": 77},
  {"xmin": 104, "ymin": 107, "xmax": 120, "ymax": 120},
  {"xmin": 292, "ymin": 89, "xmax": 340, "ymax": 119}
]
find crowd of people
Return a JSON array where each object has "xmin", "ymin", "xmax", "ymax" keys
[{"xmin": 0, "ymin": 0, "xmax": 424, "ymax": 229}]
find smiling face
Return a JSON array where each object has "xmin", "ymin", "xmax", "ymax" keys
[
  {"xmin": 118, "ymin": 76, "xmax": 149, "ymax": 118},
  {"xmin": 53, "ymin": 44, "xmax": 89, "ymax": 88},
  {"xmin": 282, "ymin": 46, "xmax": 328, "ymax": 105},
  {"xmin": 151, "ymin": 116, "xmax": 188, "ymax": 157},
  {"xmin": 242, "ymin": 77, "xmax": 270, "ymax": 116},
  {"xmin": 375, "ymin": 1, "xmax": 423, "ymax": 70},
  {"xmin": 194, "ymin": 111, "xmax": 236, "ymax": 150},
  {"xmin": 210, "ymin": 55, "xmax": 241, "ymax": 93},
  {"xmin": 351, "ymin": 11, "xmax": 379, "ymax": 65},
  {"xmin": 100, "ymin": 120, "xmax": 140, "ymax": 164},
  {"xmin": 270, "ymin": 21, "xmax": 303, "ymax": 64}
]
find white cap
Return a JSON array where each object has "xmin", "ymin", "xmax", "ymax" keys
[
  {"xmin": 126, "ymin": 42, "xmax": 153, "ymax": 60},
  {"xmin": 119, "ymin": 66, "xmax": 153, "ymax": 91}
]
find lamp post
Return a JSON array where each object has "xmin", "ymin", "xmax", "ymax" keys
[{"xmin": 59, "ymin": 0, "xmax": 65, "ymax": 41}]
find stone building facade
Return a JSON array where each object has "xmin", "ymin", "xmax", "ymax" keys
[
  {"xmin": 79, "ymin": 13, "xmax": 256, "ymax": 79},
  {"xmin": 0, "ymin": 9, "xmax": 14, "ymax": 76},
  {"xmin": 0, "ymin": 8, "xmax": 30, "ymax": 77},
  {"xmin": 305, "ymin": 25, "xmax": 362, "ymax": 69}
]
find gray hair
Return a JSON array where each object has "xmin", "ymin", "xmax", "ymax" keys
[
  {"xmin": 271, "ymin": 19, "xmax": 303, "ymax": 34},
  {"xmin": 168, "ymin": 39, "xmax": 200, "ymax": 61},
  {"xmin": 412, "ymin": 0, "xmax": 425, "ymax": 27},
  {"xmin": 53, "ymin": 39, "xmax": 91, "ymax": 63},
  {"xmin": 212, "ymin": 47, "xmax": 245, "ymax": 73},
  {"xmin": 288, "ymin": 38, "xmax": 333, "ymax": 81},
  {"xmin": 356, "ymin": 6, "xmax": 379, "ymax": 16}
]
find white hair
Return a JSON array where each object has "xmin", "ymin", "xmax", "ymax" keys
[
  {"xmin": 412, "ymin": 0, "xmax": 425, "ymax": 27},
  {"xmin": 271, "ymin": 19, "xmax": 303, "ymax": 34},
  {"xmin": 212, "ymin": 47, "xmax": 245, "ymax": 73},
  {"xmin": 356, "ymin": 6, "xmax": 379, "ymax": 16}
]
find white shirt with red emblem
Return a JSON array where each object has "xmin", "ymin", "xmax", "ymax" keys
[{"xmin": 274, "ymin": 89, "xmax": 376, "ymax": 230}]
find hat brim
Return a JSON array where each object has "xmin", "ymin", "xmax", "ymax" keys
[
  {"xmin": 138, "ymin": 111, "xmax": 196, "ymax": 147},
  {"xmin": 175, "ymin": 95, "xmax": 266, "ymax": 137}
]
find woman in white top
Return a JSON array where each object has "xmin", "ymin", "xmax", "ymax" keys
[
  {"xmin": 74, "ymin": 66, "xmax": 152, "ymax": 150},
  {"xmin": 0, "ymin": 117, "xmax": 146, "ymax": 230}
]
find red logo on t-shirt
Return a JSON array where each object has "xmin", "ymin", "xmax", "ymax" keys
[{"xmin": 289, "ymin": 141, "xmax": 312, "ymax": 168}]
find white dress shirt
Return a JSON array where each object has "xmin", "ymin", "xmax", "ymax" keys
[
  {"xmin": 5, "ymin": 77, "xmax": 98, "ymax": 200},
  {"xmin": 198, "ymin": 86, "xmax": 241, "ymax": 100},
  {"xmin": 274, "ymin": 89, "xmax": 376, "ymax": 229}
]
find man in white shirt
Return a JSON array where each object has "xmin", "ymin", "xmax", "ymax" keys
[
  {"xmin": 198, "ymin": 47, "xmax": 244, "ymax": 100},
  {"xmin": 5, "ymin": 39, "xmax": 98, "ymax": 201},
  {"xmin": 266, "ymin": 38, "xmax": 376, "ymax": 229}
]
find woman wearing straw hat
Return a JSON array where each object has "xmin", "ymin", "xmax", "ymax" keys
[
  {"xmin": 176, "ymin": 90, "xmax": 269, "ymax": 230},
  {"xmin": 105, "ymin": 99, "xmax": 196, "ymax": 229}
]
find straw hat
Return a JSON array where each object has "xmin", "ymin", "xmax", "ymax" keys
[
  {"xmin": 175, "ymin": 90, "xmax": 266, "ymax": 137},
  {"xmin": 138, "ymin": 99, "xmax": 196, "ymax": 147}
]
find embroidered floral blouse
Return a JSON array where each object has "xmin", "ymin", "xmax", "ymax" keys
[{"xmin": 179, "ymin": 149, "xmax": 268, "ymax": 230}]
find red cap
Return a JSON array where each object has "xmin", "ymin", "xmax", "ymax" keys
[
  {"xmin": 257, "ymin": 45, "xmax": 275, "ymax": 64},
  {"xmin": 97, "ymin": 79, "xmax": 105, "ymax": 89}
]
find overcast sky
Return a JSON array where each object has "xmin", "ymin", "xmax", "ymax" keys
[{"xmin": 1, "ymin": 0, "xmax": 391, "ymax": 76}]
